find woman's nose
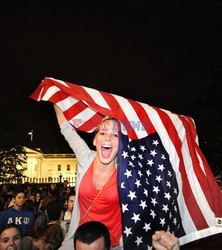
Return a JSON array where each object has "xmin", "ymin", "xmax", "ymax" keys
[{"xmin": 105, "ymin": 134, "xmax": 111, "ymax": 141}]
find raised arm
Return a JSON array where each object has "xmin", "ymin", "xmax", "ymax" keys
[{"xmin": 54, "ymin": 104, "xmax": 67, "ymax": 127}]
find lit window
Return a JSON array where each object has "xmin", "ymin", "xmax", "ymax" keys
[{"xmin": 58, "ymin": 164, "xmax": 61, "ymax": 171}]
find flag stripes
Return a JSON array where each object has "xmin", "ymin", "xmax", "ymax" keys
[{"xmin": 30, "ymin": 77, "xmax": 222, "ymax": 246}]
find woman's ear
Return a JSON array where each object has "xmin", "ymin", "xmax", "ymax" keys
[{"xmin": 93, "ymin": 137, "xmax": 96, "ymax": 146}]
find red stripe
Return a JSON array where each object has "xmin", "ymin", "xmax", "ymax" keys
[
  {"xmin": 152, "ymin": 106, "xmax": 208, "ymax": 230},
  {"xmin": 78, "ymin": 113, "xmax": 104, "ymax": 132},
  {"xmin": 179, "ymin": 116, "xmax": 222, "ymax": 217},
  {"xmin": 99, "ymin": 92, "xmax": 139, "ymax": 139},
  {"xmin": 127, "ymin": 99, "xmax": 156, "ymax": 134}
]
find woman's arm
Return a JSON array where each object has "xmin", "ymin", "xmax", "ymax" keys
[{"xmin": 54, "ymin": 104, "xmax": 67, "ymax": 127}]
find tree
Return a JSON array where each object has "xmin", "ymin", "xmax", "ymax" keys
[
  {"xmin": 166, "ymin": 1, "xmax": 222, "ymax": 176},
  {"xmin": 0, "ymin": 98, "xmax": 28, "ymax": 182}
]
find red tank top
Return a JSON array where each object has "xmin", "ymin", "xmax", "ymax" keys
[{"xmin": 79, "ymin": 163, "xmax": 122, "ymax": 247}]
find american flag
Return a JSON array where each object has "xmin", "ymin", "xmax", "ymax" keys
[{"xmin": 30, "ymin": 77, "xmax": 222, "ymax": 248}]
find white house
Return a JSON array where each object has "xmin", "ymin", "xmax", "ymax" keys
[{"xmin": 22, "ymin": 147, "xmax": 77, "ymax": 186}]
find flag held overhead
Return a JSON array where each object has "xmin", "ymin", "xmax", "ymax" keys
[{"xmin": 30, "ymin": 77, "xmax": 222, "ymax": 247}]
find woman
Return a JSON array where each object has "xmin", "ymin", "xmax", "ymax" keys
[
  {"xmin": 54, "ymin": 105, "xmax": 179, "ymax": 250},
  {"xmin": 0, "ymin": 223, "xmax": 22, "ymax": 250}
]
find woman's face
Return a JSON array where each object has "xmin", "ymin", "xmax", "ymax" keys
[
  {"xmin": 93, "ymin": 119, "xmax": 119, "ymax": 166},
  {"xmin": 0, "ymin": 227, "xmax": 22, "ymax": 250}
]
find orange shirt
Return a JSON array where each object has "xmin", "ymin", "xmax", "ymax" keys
[{"xmin": 79, "ymin": 163, "xmax": 122, "ymax": 247}]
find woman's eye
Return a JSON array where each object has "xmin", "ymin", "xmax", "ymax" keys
[
  {"xmin": 112, "ymin": 134, "xmax": 119, "ymax": 138},
  {"xmin": 2, "ymin": 239, "xmax": 9, "ymax": 243},
  {"xmin": 14, "ymin": 236, "xmax": 21, "ymax": 240},
  {"xmin": 99, "ymin": 132, "xmax": 105, "ymax": 135}
]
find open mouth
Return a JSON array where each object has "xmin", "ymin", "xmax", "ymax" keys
[{"xmin": 101, "ymin": 144, "xmax": 112, "ymax": 158}]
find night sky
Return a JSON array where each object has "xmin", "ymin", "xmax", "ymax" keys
[{"xmin": 1, "ymin": 1, "xmax": 220, "ymax": 153}]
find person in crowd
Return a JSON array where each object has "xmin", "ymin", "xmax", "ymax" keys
[
  {"xmin": 0, "ymin": 223, "xmax": 22, "ymax": 250},
  {"xmin": 0, "ymin": 190, "xmax": 35, "ymax": 235},
  {"xmin": 63, "ymin": 192, "xmax": 75, "ymax": 234},
  {"xmin": 54, "ymin": 105, "xmax": 180, "ymax": 250},
  {"xmin": 74, "ymin": 221, "xmax": 111, "ymax": 250},
  {"xmin": 22, "ymin": 224, "xmax": 64, "ymax": 250},
  {"xmin": 34, "ymin": 195, "xmax": 56, "ymax": 229},
  {"xmin": 47, "ymin": 199, "xmax": 66, "ymax": 238}
]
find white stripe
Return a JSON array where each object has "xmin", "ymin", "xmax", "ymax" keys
[
  {"xmin": 42, "ymin": 86, "xmax": 60, "ymax": 101},
  {"xmin": 83, "ymin": 86, "xmax": 111, "ymax": 110},
  {"xmin": 168, "ymin": 112, "xmax": 214, "ymax": 227},
  {"xmin": 48, "ymin": 77, "xmax": 70, "ymax": 88},
  {"xmin": 69, "ymin": 107, "xmax": 96, "ymax": 129},
  {"xmin": 56, "ymin": 97, "xmax": 79, "ymax": 112},
  {"xmin": 112, "ymin": 95, "xmax": 148, "ymax": 139},
  {"xmin": 140, "ymin": 102, "xmax": 197, "ymax": 233}
]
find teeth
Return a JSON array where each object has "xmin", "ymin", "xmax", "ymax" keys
[{"xmin": 102, "ymin": 145, "xmax": 111, "ymax": 149}]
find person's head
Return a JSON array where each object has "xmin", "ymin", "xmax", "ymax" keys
[
  {"xmin": 12, "ymin": 191, "xmax": 25, "ymax": 210},
  {"xmin": 47, "ymin": 199, "xmax": 63, "ymax": 223},
  {"xmin": 93, "ymin": 117, "xmax": 119, "ymax": 166},
  {"xmin": 27, "ymin": 224, "xmax": 63, "ymax": 250},
  {"xmin": 35, "ymin": 192, "xmax": 41, "ymax": 203},
  {"xmin": 29, "ymin": 194, "xmax": 35, "ymax": 203},
  {"xmin": 66, "ymin": 192, "xmax": 75, "ymax": 213},
  {"xmin": 0, "ymin": 223, "xmax": 22, "ymax": 250},
  {"xmin": 74, "ymin": 221, "xmax": 111, "ymax": 250}
]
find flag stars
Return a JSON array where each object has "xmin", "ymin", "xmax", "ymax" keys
[
  {"xmin": 143, "ymin": 222, "xmax": 151, "ymax": 232},
  {"xmin": 129, "ymin": 161, "xmax": 135, "ymax": 167},
  {"xmin": 140, "ymin": 145, "xmax": 146, "ymax": 152},
  {"xmin": 135, "ymin": 179, "xmax": 142, "ymax": 188},
  {"xmin": 152, "ymin": 186, "xmax": 160, "ymax": 194},
  {"xmin": 131, "ymin": 213, "xmax": 141, "ymax": 223},
  {"xmin": 122, "ymin": 204, "xmax": 129, "ymax": 213},
  {"xmin": 173, "ymin": 188, "xmax": 178, "ymax": 194},
  {"xmin": 161, "ymin": 154, "xmax": 166, "ymax": 160},
  {"xmin": 160, "ymin": 218, "xmax": 166, "ymax": 227},
  {"xmin": 151, "ymin": 197, "xmax": 158, "ymax": 206},
  {"xmin": 138, "ymin": 170, "xmax": 143, "ymax": 177},
  {"xmin": 131, "ymin": 147, "xmax": 136, "ymax": 152},
  {"xmin": 150, "ymin": 149, "xmax": 157, "ymax": 157},
  {"xmin": 166, "ymin": 181, "xmax": 171, "ymax": 188},
  {"xmin": 124, "ymin": 226, "xmax": 132, "ymax": 237},
  {"xmin": 150, "ymin": 209, "xmax": 156, "ymax": 219},
  {"xmin": 167, "ymin": 170, "xmax": 172, "ymax": 177},
  {"xmin": 174, "ymin": 205, "xmax": 178, "ymax": 213},
  {"xmin": 124, "ymin": 169, "xmax": 132, "ymax": 179},
  {"xmin": 138, "ymin": 154, "xmax": 144, "ymax": 160},
  {"xmin": 152, "ymin": 139, "xmax": 159, "ymax": 146},
  {"xmin": 173, "ymin": 217, "xmax": 177, "ymax": 225},
  {"xmin": 121, "ymin": 182, "xmax": 125, "ymax": 189},
  {"xmin": 155, "ymin": 175, "xmax": 163, "ymax": 183},
  {"xmin": 131, "ymin": 155, "xmax": 136, "ymax": 161},
  {"xmin": 146, "ymin": 170, "xmax": 152, "ymax": 177},
  {"xmin": 122, "ymin": 151, "xmax": 129, "ymax": 159},
  {"xmin": 158, "ymin": 164, "xmax": 165, "ymax": 171},
  {"xmin": 138, "ymin": 161, "xmax": 143, "ymax": 168},
  {"xmin": 127, "ymin": 190, "xmax": 137, "ymax": 201},
  {"xmin": 162, "ymin": 204, "xmax": 169, "ymax": 213},
  {"xmin": 139, "ymin": 200, "xmax": 147, "ymax": 210},
  {"xmin": 164, "ymin": 192, "xmax": 171, "ymax": 200},
  {"xmin": 135, "ymin": 236, "xmax": 143, "ymax": 246},
  {"xmin": 147, "ymin": 159, "xmax": 154, "ymax": 166},
  {"xmin": 143, "ymin": 188, "xmax": 148, "ymax": 197}
]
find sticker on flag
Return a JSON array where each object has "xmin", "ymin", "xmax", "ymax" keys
[{"xmin": 30, "ymin": 77, "xmax": 222, "ymax": 249}]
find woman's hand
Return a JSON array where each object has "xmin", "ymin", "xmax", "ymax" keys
[
  {"xmin": 152, "ymin": 230, "xmax": 179, "ymax": 250},
  {"xmin": 54, "ymin": 104, "xmax": 67, "ymax": 126}
]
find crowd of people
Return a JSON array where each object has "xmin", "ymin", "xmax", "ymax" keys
[{"xmin": 0, "ymin": 181, "xmax": 75, "ymax": 249}]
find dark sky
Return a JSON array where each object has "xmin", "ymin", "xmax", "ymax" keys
[{"xmin": 0, "ymin": 1, "xmax": 216, "ymax": 153}]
